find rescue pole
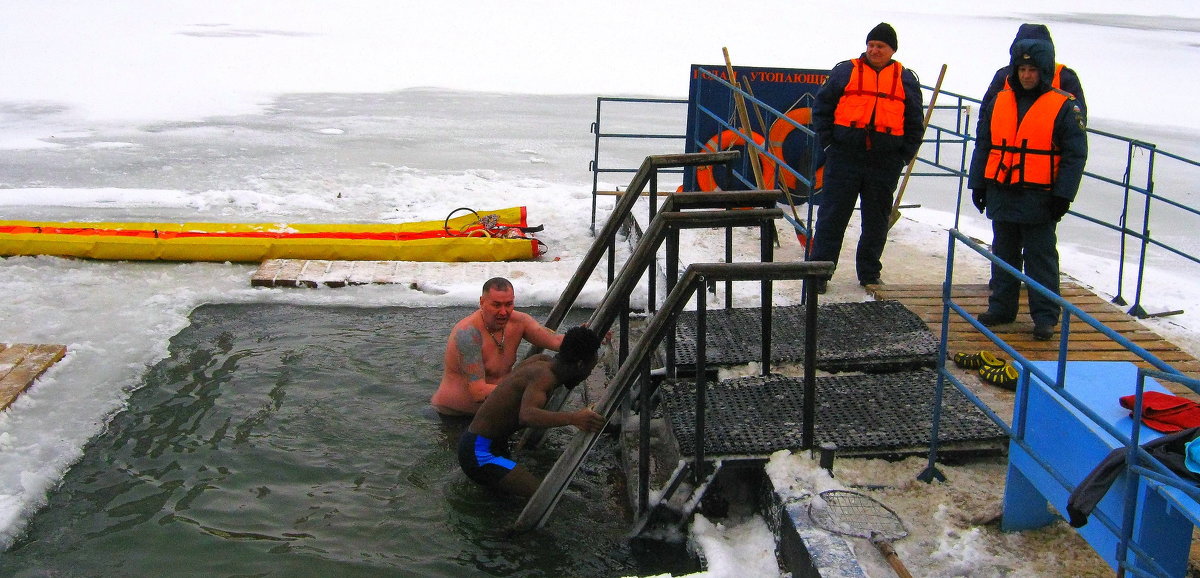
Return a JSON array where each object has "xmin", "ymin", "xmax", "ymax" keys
[
  {"xmin": 722, "ymin": 47, "xmax": 764, "ymax": 189},
  {"xmin": 742, "ymin": 75, "xmax": 805, "ymax": 247},
  {"xmin": 889, "ymin": 63, "xmax": 947, "ymax": 229}
]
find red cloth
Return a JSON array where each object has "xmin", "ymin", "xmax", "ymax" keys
[{"xmin": 1119, "ymin": 392, "xmax": 1200, "ymax": 432}]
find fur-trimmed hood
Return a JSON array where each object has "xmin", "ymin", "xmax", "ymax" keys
[{"xmin": 1009, "ymin": 37, "xmax": 1056, "ymax": 92}]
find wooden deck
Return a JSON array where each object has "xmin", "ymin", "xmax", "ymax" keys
[
  {"xmin": 0, "ymin": 343, "xmax": 67, "ymax": 411},
  {"xmin": 250, "ymin": 258, "xmax": 601, "ymax": 289},
  {"xmin": 869, "ymin": 281, "xmax": 1200, "ymax": 380}
]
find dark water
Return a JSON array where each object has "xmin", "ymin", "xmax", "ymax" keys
[{"xmin": 2, "ymin": 304, "xmax": 680, "ymax": 577}]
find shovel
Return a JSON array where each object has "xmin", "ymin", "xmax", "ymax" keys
[{"xmin": 889, "ymin": 63, "xmax": 947, "ymax": 230}]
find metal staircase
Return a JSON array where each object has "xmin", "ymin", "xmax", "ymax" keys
[{"xmin": 509, "ymin": 151, "xmax": 834, "ymax": 533}]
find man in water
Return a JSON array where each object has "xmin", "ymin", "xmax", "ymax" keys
[
  {"xmin": 431, "ymin": 277, "xmax": 564, "ymax": 418},
  {"xmin": 458, "ymin": 325, "xmax": 606, "ymax": 497}
]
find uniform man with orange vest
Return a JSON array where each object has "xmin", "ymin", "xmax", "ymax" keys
[
  {"xmin": 982, "ymin": 24, "xmax": 1086, "ymax": 121},
  {"xmin": 808, "ymin": 22, "xmax": 924, "ymax": 293},
  {"xmin": 969, "ymin": 36, "xmax": 1088, "ymax": 341}
]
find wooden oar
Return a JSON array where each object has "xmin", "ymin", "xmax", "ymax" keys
[
  {"xmin": 741, "ymin": 75, "xmax": 804, "ymax": 248},
  {"xmin": 889, "ymin": 63, "xmax": 947, "ymax": 229},
  {"xmin": 722, "ymin": 47, "xmax": 764, "ymax": 189}
]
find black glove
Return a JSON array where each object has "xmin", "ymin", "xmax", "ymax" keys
[
  {"xmin": 1050, "ymin": 196, "xmax": 1071, "ymax": 221},
  {"xmin": 971, "ymin": 189, "xmax": 987, "ymax": 213}
]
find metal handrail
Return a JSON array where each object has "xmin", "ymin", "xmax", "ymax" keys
[
  {"xmin": 921, "ymin": 228, "xmax": 1200, "ymax": 576},
  {"xmin": 533, "ymin": 151, "xmax": 739, "ymax": 344},
  {"xmin": 688, "ymin": 67, "xmax": 819, "ymax": 195},
  {"xmin": 595, "ymin": 77, "xmax": 1200, "ymax": 320},
  {"xmin": 916, "ymin": 87, "xmax": 1200, "ymax": 320},
  {"xmin": 518, "ymin": 186, "xmax": 782, "ymax": 450},
  {"xmin": 590, "ymin": 97, "xmax": 689, "ymax": 234},
  {"xmin": 513, "ymin": 260, "xmax": 833, "ymax": 533}
]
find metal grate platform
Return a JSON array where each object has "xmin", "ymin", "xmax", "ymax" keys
[
  {"xmin": 660, "ymin": 369, "xmax": 1005, "ymax": 456},
  {"xmin": 672, "ymin": 300, "xmax": 938, "ymax": 373}
]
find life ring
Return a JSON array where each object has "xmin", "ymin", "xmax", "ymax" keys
[
  {"xmin": 767, "ymin": 108, "xmax": 823, "ymax": 192},
  {"xmin": 695, "ymin": 129, "xmax": 775, "ymax": 191}
]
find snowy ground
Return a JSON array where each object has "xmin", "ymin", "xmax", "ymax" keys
[{"xmin": 3, "ymin": 2, "xmax": 1200, "ymax": 576}]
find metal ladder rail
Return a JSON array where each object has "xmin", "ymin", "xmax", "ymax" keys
[
  {"xmin": 525, "ymin": 187, "xmax": 782, "ymax": 364},
  {"xmin": 626, "ymin": 458, "xmax": 724, "ymax": 542},
  {"xmin": 512, "ymin": 261, "xmax": 834, "ymax": 533},
  {"xmin": 517, "ymin": 204, "xmax": 783, "ymax": 450},
  {"xmin": 529, "ymin": 151, "xmax": 740, "ymax": 346}
]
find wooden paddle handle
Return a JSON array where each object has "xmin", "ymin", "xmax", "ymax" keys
[
  {"xmin": 892, "ymin": 63, "xmax": 948, "ymax": 215},
  {"xmin": 871, "ymin": 533, "xmax": 914, "ymax": 578},
  {"xmin": 722, "ymin": 47, "xmax": 764, "ymax": 188}
]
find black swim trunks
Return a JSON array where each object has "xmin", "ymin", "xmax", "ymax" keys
[{"xmin": 458, "ymin": 431, "xmax": 516, "ymax": 486}]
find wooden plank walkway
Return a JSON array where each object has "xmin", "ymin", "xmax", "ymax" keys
[
  {"xmin": 250, "ymin": 258, "xmax": 601, "ymax": 289},
  {"xmin": 0, "ymin": 343, "xmax": 67, "ymax": 411},
  {"xmin": 869, "ymin": 281, "xmax": 1200, "ymax": 380}
]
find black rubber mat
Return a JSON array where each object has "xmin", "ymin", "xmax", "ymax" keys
[
  {"xmin": 673, "ymin": 300, "xmax": 937, "ymax": 373},
  {"xmin": 659, "ymin": 369, "xmax": 1005, "ymax": 456}
]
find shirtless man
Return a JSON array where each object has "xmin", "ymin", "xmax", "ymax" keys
[
  {"xmin": 431, "ymin": 277, "xmax": 564, "ymax": 417},
  {"xmin": 458, "ymin": 326, "xmax": 606, "ymax": 497}
]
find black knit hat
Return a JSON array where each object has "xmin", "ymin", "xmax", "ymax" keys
[{"xmin": 866, "ymin": 22, "xmax": 898, "ymax": 51}]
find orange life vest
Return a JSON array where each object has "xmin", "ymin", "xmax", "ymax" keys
[
  {"xmin": 985, "ymin": 88, "xmax": 1069, "ymax": 188},
  {"xmin": 832, "ymin": 58, "xmax": 907, "ymax": 136},
  {"xmin": 1003, "ymin": 63, "xmax": 1066, "ymax": 92}
]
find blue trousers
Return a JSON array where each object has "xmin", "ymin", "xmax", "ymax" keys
[
  {"xmin": 808, "ymin": 151, "xmax": 902, "ymax": 282},
  {"xmin": 988, "ymin": 220, "xmax": 1061, "ymax": 326}
]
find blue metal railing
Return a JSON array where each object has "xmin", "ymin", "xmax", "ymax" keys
[
  {"xmin": 591, "ymin": 77, "xmax": 1200, "ymax": 318},
  {"xmin": 921, "ymin": 88, "xmax": 1200, "ymax": 320},
  {"xmin": 922, "ymin": 228, "xmax": 1200, "ymax": 576},
  {"xmin": 686, "ymin": 67, "xmax": 820, "ymax": 247},
  {"xmin": 585, "ymin": 66, "xmax": 1200, "ymax": 575},
  {"xmin": 589, "ymin": 96, "xmax": 688, "ymax": 234}
]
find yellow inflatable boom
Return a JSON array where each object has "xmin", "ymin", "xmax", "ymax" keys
[{"xmin": 0, "ymin": 207, "xmax": 542, "ymax": 263}]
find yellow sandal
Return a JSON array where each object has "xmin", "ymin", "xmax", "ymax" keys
[
  {"xmin": 953, "ymin": 350, "xmax": 1004, "ymax": 371},
  {"xmin": 979, "ymin": 363, "xmax": 1019, "ymax": 391}
]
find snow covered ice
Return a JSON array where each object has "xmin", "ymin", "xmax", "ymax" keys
[{"xmin": 3, "ymin": 1, "xmax": 1200, "ymax": 575}]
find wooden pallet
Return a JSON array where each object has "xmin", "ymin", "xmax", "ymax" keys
[
  {"xmin": 0, "ymin": 343, "xmax": 67, "ymax": 412},
  {"xmin": 250, "ymin": 258, "xmax": 598, "ymax": 289},
  {"xmin": 869, "ymin": 282, "xmax": 1200, "ymax": 380}
]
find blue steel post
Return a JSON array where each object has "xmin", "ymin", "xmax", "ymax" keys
[
  {"xmin": 919, "ymin": 230, "xmax": 959, "ymax": 483},
  {"xmin": 1129, "ymin": 144, "xmax": 1157, "ymax": 318},
  {"xmin": 1115, "ymin": 373, "xmax": 1150, "ymax": 575},
  {"xmin": 1055, "ymin": 315, "xmax": 1071, "ymax": 386},
  {"xmin": 1112, "ymin": 140, "xmax": 1136, "ymax": 307}
]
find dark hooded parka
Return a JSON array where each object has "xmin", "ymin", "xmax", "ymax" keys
[
  {"xmin": 968, "ymin": 35, "xmax": 1088, "ymax": 327},
  {"xmin": 982, "ymin": 23, "xmax": 1087, "ymax": 120}
]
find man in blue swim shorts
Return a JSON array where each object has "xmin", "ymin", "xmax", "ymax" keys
[{"xmin": 458, "ymin": 325, "xmax": 605, "ymax": 497}]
